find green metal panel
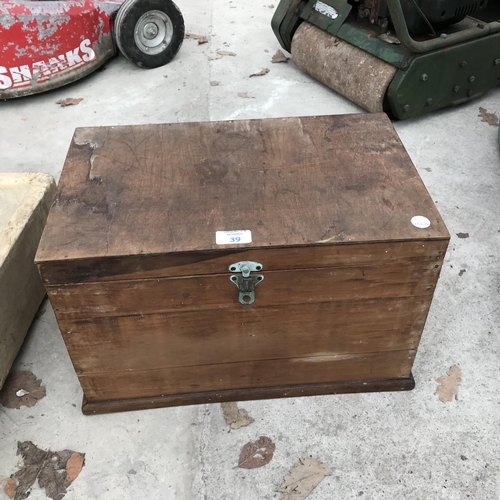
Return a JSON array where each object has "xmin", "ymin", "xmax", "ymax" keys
[
  {"xmin": 272, "ymin": 0, "xmax": 500, "ymax": 120},
  {"xmin": 272, "ymin": 0, "xmax": 411, "ymax": 68},
  {"xmin": 301, "ymin": 0, "xmax": 351, "ymax": 36},
  {"xmin": 387, "ymin": 33, "xmax": 500, "ymax": 120},
  {"xmin": 271, "ymin": 0, "xmax": 297, "ymax": 51},
  {"xmin": 336, "ymin": 21, "xmax": 410, "ymax": 68},
  {"xmin": 272, "ymin": 0, "xmax": 307, "ymax": 52}
]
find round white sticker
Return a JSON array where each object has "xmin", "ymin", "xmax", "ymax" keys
[{"xmin": 411, "ymin": 216, "xmax": 431, "ymax": 229}]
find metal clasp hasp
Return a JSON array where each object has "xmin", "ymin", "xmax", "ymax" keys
[{"xmin": 229, "ymin": 261, "xmax": 264, "ymax": 305}]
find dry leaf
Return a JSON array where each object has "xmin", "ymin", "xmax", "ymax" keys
[
  {"xmin": 459, "ymin": 269, "xmax": 466, "ymax": 276},
  {"xmin": 436, "ymin": 365, "xmax": 461, "ymax": 402},
  {"xmin": 271, "ymin": 50, "xmax": 288, "ymax": 63},
  {"xmin": 56, "ymin": 98, "xmax": 83, "ymax": 107},
  {"xmin": 0, "ymin": 371, "xmax": 46, "ymax": 409},
  {"xmin": 238, "ymin": 436, "xmax": 275, "ymax": 469},
  {"xmin": 184, "ymin": 32, "xmax": 206, "ymax": 40},
  {"xmin": 65, "ymin": 453, "xmax": 84, "ymax": 482},
  {"xmin": 11, "ymin": 441, "xmax": 85, "ymax": 500},
  {"xmin": 279, "ymin": 458, "xmax": 332, "ymax": 500},
  {"xmin": 268, "ymin": 4, "xmax": 275, "ymax": 7},
  {"xmin": 4, "ymin": 478, "xmax": 16, "ymax": 499},
  {"xmin": 478, "ymin": 107, "xmax": 499, "ymax": 126},
  {"xmin": 210, "ymin": 81, "xmax": 220, "ymax": 86},
  {"xmin": 237, "ymin": 92, "xmax": 250, "ymax": 98},
  {"xmin": 217, "ymin": 50, "xmax": 237, "ymax": 57},
  {"xmin": 221, "ymin": 402, "xmax": 254, "ymax": 430},
  {"xmin": 209, "ymin": 54, "xmax": 222, "ymax": 60},
  {"xmin": 456, "ymin": 232, "xmax": 469, "ymax": 239},
  {"xmin": 250, "ymin": 68, "xmax": 270, "ymax": 77},
  {"xmin": 198, "ymin": 36, "xmax": 209, "ymax": 45},
  {"xmin": 0, "ymin": 477, "xmax": 16, "ymax": 499}
]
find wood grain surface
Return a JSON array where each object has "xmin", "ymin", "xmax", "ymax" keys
[
  {"xmin": 79, "ymin": 350, "xmax": 416, "ymax": 401},
  {"xmin": 48, "ymin": 255, "xmax": 441, "ymax": 319},
  {"xmin": 36, "ymin": 114, "xmax": 449, "ymax": 265},
  {"xmin": 59, "ymin": 297, "xmax": 428, "ymax": 374},
  {"xmin": 39, "ymin": 239, "xmax": 446, "ymax": 285}
]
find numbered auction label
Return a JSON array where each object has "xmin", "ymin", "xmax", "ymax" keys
[
  {"xmin": 216, "ymin": 230, "xmax": 252, "ymax": 245},
  {"xmin": 411, "ymin": 216, "xmax": 431, "ymax": 229}
]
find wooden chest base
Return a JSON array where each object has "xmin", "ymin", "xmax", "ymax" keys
[{"xmin": 82, "ymin": 374, "xmax": 415, "ymax": 415}]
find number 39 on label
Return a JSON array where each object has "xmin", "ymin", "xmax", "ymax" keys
[{"xmin": 216, "ymin": 230, "xmax": 252, "ymax": 245}]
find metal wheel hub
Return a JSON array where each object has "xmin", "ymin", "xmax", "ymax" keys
[{"xmin": 134, "ymin": 10, "xmax": 173, "ymax": 55}]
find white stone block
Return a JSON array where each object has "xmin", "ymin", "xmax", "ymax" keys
[{"xmin": 0, "ymin": 173, "xmax": 56, "ymax": 389}]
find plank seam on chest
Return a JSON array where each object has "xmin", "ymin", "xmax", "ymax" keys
[{"xmin": 74, "ymin": 349, "xmax": 418, "ymax": 376}]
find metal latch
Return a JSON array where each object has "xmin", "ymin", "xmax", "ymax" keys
[{"xmin": 229, "ymin": 261, "xmax": 264, "ymax": 305}]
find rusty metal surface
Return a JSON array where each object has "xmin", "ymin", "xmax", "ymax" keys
[
  {"xmin": 291, "ymin": 21, "xmax": 397, "ymax": 113},
  {"xmin": 0, "ymin": 0, "xmax": 122, "ymax": 99}
]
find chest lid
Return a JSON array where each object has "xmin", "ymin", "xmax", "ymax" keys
[{"xmin": 36, "ymin": 114, "xmax": 448, "ymax": 273}]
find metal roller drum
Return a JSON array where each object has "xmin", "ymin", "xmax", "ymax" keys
[{"xmin": 291, "ymin": 22, "xmax": 398, "ymax": 113}]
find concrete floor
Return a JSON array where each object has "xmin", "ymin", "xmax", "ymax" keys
[{"xmin": 1, "ymin": 1, "xmax": 500, "ymax": 499}]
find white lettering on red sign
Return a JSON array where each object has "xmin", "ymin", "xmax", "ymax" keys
[{"xmin": 0, "ymin": 39, "xmax": 96, "ymax": 91}]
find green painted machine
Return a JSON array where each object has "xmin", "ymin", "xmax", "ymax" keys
[{"xmin": 272, "ymin": 0, "xmax": 500, "ymax": 119}]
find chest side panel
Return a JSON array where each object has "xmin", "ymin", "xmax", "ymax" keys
[
  {"xmin": 46, "ymin": 239, "xmax": 447, "ymax": 402},
  {"xmin": 79, "ymin": 350, "xmax": 416, "ymax": 402}
]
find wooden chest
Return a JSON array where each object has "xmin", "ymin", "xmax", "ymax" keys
[{"xmin": 36, "ymin": 114, "xmax": 449, "ymax": 414}]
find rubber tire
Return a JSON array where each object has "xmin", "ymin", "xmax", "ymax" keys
[{"xmin": 115, "ymin": 0, "xmax": 184, "ymax": 68}]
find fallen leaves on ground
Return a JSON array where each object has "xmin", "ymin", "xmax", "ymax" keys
[
  {"xmin": 0, "ymin": 476, "xmax": 16, "ymax": 499},
  {"xmin": 217, "ymin": 50, "xmax": 237, "ymax": 57},
  {"xmin": 250, "ymin": 68, "xmax": 270, "ymax": 77},
  {"xmin": 238, "ymin": 436, "xmax": 275, "ymax": 469},
  {"xmin": 0, "ymin": 371, "xmax": 46, "ymax": 409},
  {"xmin": 210, "ymin": 81, "xmax": 220, "ymax": 86},
  {"xmin": 184, "ymin": 33, "xmax": 209, "ymax": 44},
  {"xmin": 56, "ymin": 98, "xmax": 83, "ymax": 107},
  {"xmin": 478, "ymin": 107, "xmax": 499, "ymax": 126},
  {"xmin": 436, "ymin": 365, "xmax": 461, "ymax": 402},
  {"xmin": 237, "ymin": 92, "xmax": 251, "ymax": 98},
  {"xmin": 279, "ymin": 458, "xmax": 332, "ymax": 500},
  {"xmin": 11, "ymin": 441, "xmax": 85, "ymax": 500},
  {"xmin": 65, "ymin": 453, "xmax": 84, "ymax": 482},
  {"xmin": 456, "ymin": 232, "xmax": 469, "ymax": 239},
  {"xmin": 271, "ymin": 50, "xmax": 288, "ymax": 63},
  {"xmin": 221, "ymin": 402, "xmax": 254, "ymax": 430}
]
